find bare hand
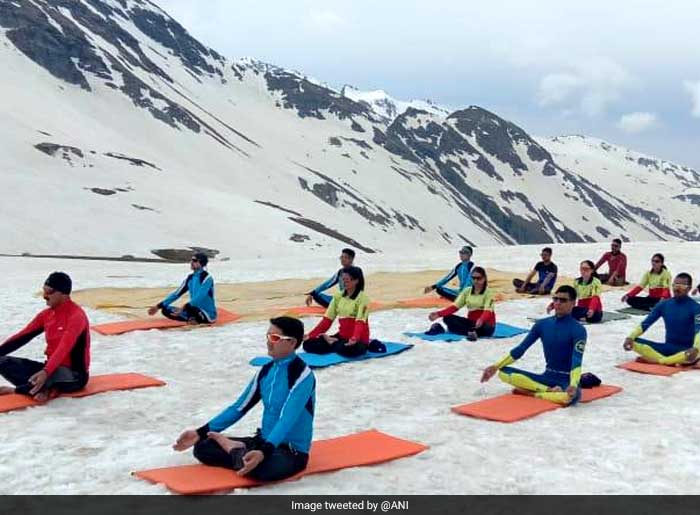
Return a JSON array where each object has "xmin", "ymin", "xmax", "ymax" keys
[
  {"xmin": 345, "ymin": 338, "xmax": 357, "ymax": 346},
  {"xmin": 481, "ymin": 366, "xmax": 497, "ymax": 383},
  {"xmin": 173, "ymin": 429, "xmax": 199, "ymax": 451},
  {"xmin": 0, "ymin": 386, "xmax": 15, "ymax": 395},
  {"xmin": 475, "ymin": 319, "xmax": 483, "ymax": 329},
  {"xmin": 171, "ymin": 308, "xmax": 182, "ymax": 317},
  {"xmin": 538, "ymin": 286, "xmax": 545, "ymax": 294},
  {"xmin": 322, "ymin": 334, "xmax": 338, "ymax": 345},
  {"xmin": 621, "ymin": 295, "xmax": 629, "ymax": 303},
  {"xmin": 587, "ymin": 309, "xmax": 594, "ymax": 318},
  {"xmin": 685, "ymin": 348, "xmax": 699, "ymax": 363},
  {"xmin": 517, "ymin": 286, "xmax": 526, "ymax": 293},
  {"xmin": 428, "ymin": 312, "xmax": 440, "ymax": 322},
  {"xmin": 305, "ymin": 295, "xmax": 313, "ymax": 307},
  {"xmin": 692, "ymin": 288, "xmax": 698, "ymax": 296},
  {"xmin": 423, "ymin": 286, "xmax": 434, "ymax": 294},
  {"xmin": 566, "ymin": 386, "xmax": 577, "ymax": 399},
  {"xmin": 623, "ymin": 338, "xmax": 634, "ymax": 351},
  {"xmin": 238, "ymin": 450, "xmax": 264, "ymax": 476},
  {"xmin": 546, "ymin": 303, "xmax": 553, "ymax": 314},
  {"xmin": 29, "ymin": 370, "xmax": 48, "ymax": 396},
  {"xmin": 147, "ymin": 306, "xmax": 159, "ymax": 316}
]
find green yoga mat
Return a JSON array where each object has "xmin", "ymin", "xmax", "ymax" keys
[{"xmin": 616, "ymin": 307, "xmax": 650, "ymax": 316}]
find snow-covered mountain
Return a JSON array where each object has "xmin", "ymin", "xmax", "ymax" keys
[
  {"xmin": 341, "ymin": 85, "xmax": 450, "ymax": 123},
  {"xmin": 540, "ymin": 135, "xmax": 700, "ymax": 236},
  {"xmin": 1, "ymin": 0, "xmax": 698, "ymax": 260}
]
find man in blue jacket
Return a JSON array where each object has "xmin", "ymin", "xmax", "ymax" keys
[
  {"xmin": 481, "ymin": 285, "xmax": 586, "ymax": 405},
  {"xmin": 424, "ymin": 246, "xmax": 474, "ymax": 301},
  {"xmin": 305, "ymin": 248, "xmax": 355, "ymax": 308},
  {"xmin": 147, "ymin": 252, "xmax": 217, "ymax": 324},
  {"xmin": 623, "ymin": 272, "xmax": 700, "ymax": 365},
  {"xmin": 173, "ymin": 317, "xmax": 315, "ymax": 481}
]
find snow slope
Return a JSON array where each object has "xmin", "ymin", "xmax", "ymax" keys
[{"xmin": 1, "ymin": 241, "xmax": 699, "ymax": 494}]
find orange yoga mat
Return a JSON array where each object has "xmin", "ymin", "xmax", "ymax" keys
[
  {"xmin": 281, "ymin": 302, "xmax": 386, "ymax": 318},
  {"xmin": 451, "ymin": 385, "xmax": 623, "ymax": 423},
  {"xmin": 282, "ymin": 306, "xmax": 326, "ymax": 316},
  {"xmin": 134, "ymin": 429, "xmax": 428, "ymax": 494},
  {"xmin": 616, "ymin": 359, "xmax": 700, "ymax": 376},
  {"xmin": 397, "ymin": 297, "xmax": 452, "ymax": 309},
  {"xmin": 92, "ymin": 309, "xmax": 240, "ymax": 336},
  {"xmin": 0, "ymin": 373, "xmax": 165, "ymax": 413}
]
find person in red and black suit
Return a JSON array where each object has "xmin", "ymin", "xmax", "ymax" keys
[
  {"xmin": 0, "ymin": 272, "xmax": 90, "ymax": 402},
  {"xmin": 594, "ymin": 239, "xmax": 627, "ymax": 286}
]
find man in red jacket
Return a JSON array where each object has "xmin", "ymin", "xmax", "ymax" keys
[
  {"xmin": 0, "ymin": 272, "xmax": 91, "ymax": 402},
  {"xmin": 594, "ymin": 238, "xmax": 627, "ymax": 286}
]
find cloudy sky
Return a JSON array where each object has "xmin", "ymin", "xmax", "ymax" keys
[{"xmin": 155, "ymin": 0, "xmax": 700, "ymax": 168}]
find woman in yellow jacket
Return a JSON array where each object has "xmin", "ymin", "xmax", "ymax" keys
[
  {"xmin": 303, "ymin": 267, "xmax": 374, "ymax": 357},
  {"xmin": 547, "ymin": 260, "xmax": 603, "ymax": 323},
  {"xmin": 425, "ymin": 267, "xmax": 496, "ymax": 341},
  {"xmin": 622, "ymin": 253, "xmax": 672, "ymax": 311}
]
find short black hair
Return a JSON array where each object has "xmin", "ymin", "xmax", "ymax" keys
[
  {"xmin": 556, "ymin": 284, "xmax": 577, "ymax": 301},
  {"xmin": 542, "ymin": 247, "xmax": 553, "ymax": 255},
  {"xmin": 676, "ymin": 272, "xmax": 693, "ymax": 287},
  {"xmin": 612, "ymin": 238, "xmax": 622, "ymax": 245},
  {"xmin": 341, "ymin": 248, "xmax": 356, "ymax": 259},
  {"xmin": 193, "ymin": 252, "xmax": 209, "ymax": 266},
  {"xmin": 269, "ymin": 316, "xmax": 305, "ymax": 348}
]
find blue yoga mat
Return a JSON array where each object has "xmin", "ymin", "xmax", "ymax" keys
[
  {"xmin": 403, "ymin": 322, "xmax": 528, "ymax": 342},
  {"xmin": 249, "ymin": 342, "xmax": 413, "ymax": 368}
]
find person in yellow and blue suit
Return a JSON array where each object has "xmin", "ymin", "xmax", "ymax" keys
[
  {"xmin": 623, "ymin": 272, "xmax": 700, "ymax": 365},
  {"xmin": 481, "ymin": 285, "xmax": 586, "ymax": 405}
]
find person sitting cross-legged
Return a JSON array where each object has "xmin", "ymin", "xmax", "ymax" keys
[
  {"xmin": 425, "ymin": 267, "xmax": 495, "ymax": 341},
  {"xmin": 481, "ymin": 285, "xmax": 586, "ymax": 405},
  {"xmin": 173, "ymin": 317, "xmax": 314, "ymax": 482},
  {"xmin": 623, "ymin": 273, "xmax": 700, "ymax": 366},
  {"xmin": 302, "ymin": 266, "xmax": 383, "ymax": 357}
]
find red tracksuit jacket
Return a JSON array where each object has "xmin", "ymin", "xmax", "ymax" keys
[{"xmin": 0, "ymin": 299, "xmax": 91, "ymax": 376}]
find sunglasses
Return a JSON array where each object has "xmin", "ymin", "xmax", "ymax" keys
[
  {"xmin": 266, "ymin": 333, "xmax": 295, "ymax": 344},
  {"xmin": 551, "ymin": 296, "xmax": 572, "ymax": 303}
]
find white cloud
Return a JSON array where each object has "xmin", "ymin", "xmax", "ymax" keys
[
  {"xmin": 304, "ymin": 10, "xmax": 345, "ymax": 33},
  {"xmin": 537, "ymin": 73, "xmax": 583, "ymax": 106},
  {"xmin": 616, "ymin": 112, "xmax": 658, "ymax": 133},
  {"xmin": 684, "ymin": 80, "xmax": 700, "ymax": 117},
  {"xmin": 537, "ymin": 57, "xmax": 635, "ymax": 117}
]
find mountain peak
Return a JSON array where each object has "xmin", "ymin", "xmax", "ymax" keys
[{"xmin": 341, "ymin": 85, "xmax": 450, "ymax": 123}]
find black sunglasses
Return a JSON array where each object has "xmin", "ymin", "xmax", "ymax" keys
[{"xmin": 551, "ymin": 296, "xmax": 572, "ymax": 303}]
